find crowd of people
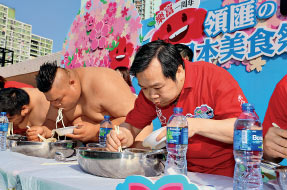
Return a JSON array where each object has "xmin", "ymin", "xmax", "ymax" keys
[{"xmin": 0, "ymin": 40, "xmax": 286, "ymax": 177}]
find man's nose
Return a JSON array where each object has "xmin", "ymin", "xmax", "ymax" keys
[{"xmin": 149, "ymin": 89, "xmax": 159, "ymax": 99}]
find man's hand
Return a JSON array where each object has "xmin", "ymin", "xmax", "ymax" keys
[
  {"xmin": 26, "ymin": 126, "xmax": 52, "ymax": 142},
  {"xmin": 106, "ymin": 128, "xmax": 127, "ymax": 152},
  {"xmin": 156, "ymin": 127, "xmax": 167, "ymax": 142},
  {"xmin": 65, "ymin": 122, "xmax": 98, "ymax": 142},
  {"xmin": 264, "ymin": 127, "xmax": 287, "ymax": 162}
]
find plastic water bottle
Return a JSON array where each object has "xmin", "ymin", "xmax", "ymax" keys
[
  {"xmin": 165, "ymin": 107, "xmax": 188, "ymax": 175},
  {"xmin": 233, "ymin": 103, "xmax": 263, "ymax": 190},
  {"xmin": 99, "ymin": 115, "xmax": 112, "ymax": 147},
  {"xmin": 0, "ymin": 112, "xmax": 9, "ymax": 151}
]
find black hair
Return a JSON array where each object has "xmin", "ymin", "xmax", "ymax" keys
[
  {"xmin": 36, "ymin": 61, "xmax": 58, "ymax": 92},
  {"xmin": 130, "ymin": 40, "xmax": 184, "ymax": 81},
  {"xmin": 0, "ymin": 88, "xmax": 30, "ymax": 116},
  {"xmin": 0, "ymin": 76, "xmax": 6, "ymax": 89},
  {"xmin": 115, "ymin": 67, "xmax": 132, "ymax": 87},
  {"xmin": 174, "ymin": 43, "xmax": 194, "ymax": 62}
]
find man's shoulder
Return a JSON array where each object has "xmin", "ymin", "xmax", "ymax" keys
[
  {"xmin": 187, "ymin": 61, "xmax": 231, "ymax": 78},
  {"xmin": 188, "ymin": 61, "xmax": 226, "ymax": 71},
  {"xmin": 277, "ymin": 74, "xmax": 287, "ymax": 88}
]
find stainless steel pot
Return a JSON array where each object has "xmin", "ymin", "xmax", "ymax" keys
[
  {"xmin": 77, "ymin": 147, "xmax": 166, "ymax": 178},
  {"xmin": 8, "ymin": 136, "xmax": 77, "ymax": 159},
  {"xmin": 261, "ymin": 160, "xmax": 287, "ymax": 190}
]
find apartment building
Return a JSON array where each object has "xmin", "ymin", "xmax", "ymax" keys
[{"xmin": 0, "ymin": 4, "xmax": 53, "ymax": 66}]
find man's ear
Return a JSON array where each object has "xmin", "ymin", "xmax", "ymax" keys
[
  {"xmin": 176, "ymin": 64, "xmax": 184, "ymax": 76},
  {"xmin": 20, "ymin": 105, "xmax": 29, "ymax": 116}
]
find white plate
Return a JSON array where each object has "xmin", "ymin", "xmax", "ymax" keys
[
  {"xmin": 54, "ymin": 126, "xmax": 76, "ymax": 136},
  {"xmin": 142, "ymin": 127, "xmax": 166, "ymax": 149}
]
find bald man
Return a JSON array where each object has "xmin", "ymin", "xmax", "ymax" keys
[
  {"xmin": 0, "ymin": 88, "xmax": 59, "ymax": 140},
  {"xmin": 34, "ymin": 62, "xmax": 136, "ymax": 142}
]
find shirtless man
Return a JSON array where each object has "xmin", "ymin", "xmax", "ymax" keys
[
  {"xmin": 34, "ymin": 62, "xmax": 136, "ymax": 142},
  {"xmin": 0, "ymin": 88, "xmax": 58, "ymax": 140}
]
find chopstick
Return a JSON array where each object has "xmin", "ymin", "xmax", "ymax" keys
[
  {"xmin": 26, "ymin": 126, "xmax": 47, "ymax": 142},
  {"xmin": 272, "ymin": 123, "xmax": 280, "ymax": 128},
  {"xmin": 114, "ymin": 125, "xmax": 122, "ymax": 152}
]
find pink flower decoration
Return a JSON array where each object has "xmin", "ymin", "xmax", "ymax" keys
[
  {"xmin": 121, "ymin": 7, "xmax": 129, "ymax": 17},
  {"xmin": 99, "ymin": 55, "xmax": 110, "ymax": 67},
  {"xmin": 103, "ymin": 14, "xmax": 115, "ymax": 26},
  {"xmin": 86, "ymin": 16, "xmax": 95, "ymax": 32},
  {"xmin": 107, "ymin": 2, "xmax": 117, "ymax": 17},
  {"xmin": 241, "ymin": 60, "xmax": 251, "ymax": 72},
  {"xmin": 220, "ymin": 59, "xmax": 241, "ymax": 69},
  {"xmin": 71, "ymin": 53, "xmax": 78, "ymax": 65},
  {"xmin": 86, "ymin": 0, "xmax": 92, "ymax": 10},
  {"xmin": 78, "ymin": 48, "xmax": 83, "ymax": 58},
  {"xmin": 62, "ymin": 51, "xmax": 70, "ymax": 65},
  {"xmin": 129, "ymin": 17, "xmax": 142, "ymax": 33},
  {"xmin": 71, "ymin": 16, "xmax": 83, "ymax": 34},
  {"xmin": 113, "ymin": 17, "xmax": 126, "ymax": 36},
  {"xmin": 85, "ymin": 57, "xmax": 95, "ymax": 67},
  {"xmin": 84, "ymin": 12, "xmax": 90, "ymax": 21},
  {"xmin": 89, "ymin": 21, "xmax": 109, "ymax": 51},
  {"xmin": 201, "ymin": 107, "xmax": 208, "ymax": 112},
  {"xmin": 75, "ymin": 30, "xmax": 89, "ymax": 49}
]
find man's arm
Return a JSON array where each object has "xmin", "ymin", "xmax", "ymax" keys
[
  {"xmin": 156, "ymin": 118, "xmax": 236, "ymax": 144},
  {"xmin": 262, "ymin": 79, "xmax": 287, "ymax": 162},
  {"xmin": 188, "ymin": 118, "xmax": 236, "ymax": 144},
  {"xmin": 110, "ymin": 117, "xmax": 126, "ymax": 126}
]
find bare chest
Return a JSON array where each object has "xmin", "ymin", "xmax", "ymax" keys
[{"xmin": 64, "ymin": 101, "xmax": 107, "ymax": 124}]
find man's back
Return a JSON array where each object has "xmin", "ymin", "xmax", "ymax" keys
[
  {"xmin": 21, "ymin": 88, "xmax": 55, "ymax": 129},
  {"xmin": 65, "ymin": 67, "xmax": 136, "ymax": 123}
]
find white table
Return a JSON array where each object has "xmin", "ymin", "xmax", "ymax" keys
[{"xmin": 0, "ymin": 151, "xmax": 274, "ymax": 190}]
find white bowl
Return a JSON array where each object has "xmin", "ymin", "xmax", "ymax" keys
[
  {"xmin": 142, "ymin": 127, "xmax": 166, "ymax": 149},
  {"xmin": 55, "ymin": 126, "xmax": 76, "ymax": 136}
]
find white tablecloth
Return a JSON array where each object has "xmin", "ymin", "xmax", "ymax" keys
[{"xmin": 0, "ymin": 151, "xmax": 274, "ymax": 190}]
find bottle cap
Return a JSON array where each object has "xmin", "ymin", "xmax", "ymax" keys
[
  {"xmin": 0, "ymin": 112, "xmax": 6, "ymax": 116},
  {"xmin": 242, "ymin": 103, "xmax": 255, "ymax": 112},
  {"xmin": 173, "ymin": 107, "xmax": 183, "ymax": 114},
  {"xmin": 104, "ymin": 115, "xmax": 110, "ymax": 120}
]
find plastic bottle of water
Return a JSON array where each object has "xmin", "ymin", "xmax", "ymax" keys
[
  {"xmin": 165, "ymin": 107, "xmax": 188, "ymax": 175},
  {"xmin": 99, "ymin": 115, "xmax": 112, "ymax": 147},
  {"xmin": 0, "ymin": 112, "xmax": 9, "ymax": 151},
  {"xmin": 233, "ymin": 103, "xmax": 263, "ymax": 190}
]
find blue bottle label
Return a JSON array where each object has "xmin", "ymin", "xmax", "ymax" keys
[
  {"xmin": 99, "ymin": 128, "xmax": 112, "ymax": 138},
  {"xmin": 0, "ymin": 123, "xmax": 8, "ymax": 132},
  {"xmin": 234, "ymin": 130, "xmax": 263, "ymax": 151},
  {"xmin": 166, "ymin": 127, "xmax": 188, "ymax": 145}
]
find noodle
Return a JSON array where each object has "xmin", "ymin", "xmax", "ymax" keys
[{"xmin": 52, "ymin": 108, "xmax": 67, "ymax": 140}]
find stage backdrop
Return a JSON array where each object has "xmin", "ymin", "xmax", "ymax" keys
[
  {"xmin": 62, "ymin": 0, "xmax": 287, "ymax": 124},
  {"xmin": 139, "ymin": 0, "xmax": 287, "ymax": 124}
]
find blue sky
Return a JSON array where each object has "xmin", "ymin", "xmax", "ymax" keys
[{"xmin": 0, "ymin": 0, "xmax": 81, "ymax": 53}]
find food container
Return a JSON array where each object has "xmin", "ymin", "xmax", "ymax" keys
[
  {"xmin": 142, "ymin": 127, "xmax": 166, "ymax": 149},
  {"xmin": 8, "ymin": 135, "xmax": 77, "ymax": 159},
  {"xmin": 261, "ymin": 160, "xmax": 287, "ymax": 190},
  {"xmin": 54, "ymin": 126, "xmax": 76, "ymax": 136},
  {"xmin": 77, "ymin": 147, "xmax": 166, "ymax": 178}
]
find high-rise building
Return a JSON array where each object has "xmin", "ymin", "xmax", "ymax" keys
[
  {"xmin": 0, "ymin": 4, "xmax": 53, "ymax": 66},
  {"xmin": 30, "ymin": 34, "xmax": 53, "ymax": 58}
]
